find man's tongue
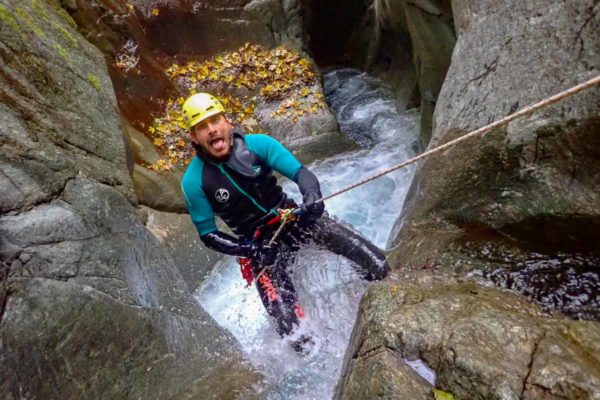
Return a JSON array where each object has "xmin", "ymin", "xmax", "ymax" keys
[{"xmin": 210, "ymin": 138, "xmax": 225, "ymax": 151}]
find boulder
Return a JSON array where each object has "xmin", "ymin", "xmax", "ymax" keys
[
  {"xmin": 253, "ymin": 85, "xmax": 358, "ymax": 164},
  {"xmin": 0, "ymin": 1, "xmax": 261, "ymax": 397},
  {"xmin": 337, "ymin": 270, "xmax": 600, "ymax": 399}
]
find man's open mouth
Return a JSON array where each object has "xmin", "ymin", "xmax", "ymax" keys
[{"xmin": 210, "ymin": 138, "xmax": 225, "ymax": 151}]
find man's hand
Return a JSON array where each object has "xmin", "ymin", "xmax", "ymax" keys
[
  {"xmin": 300, "ymin": 191, "xmax": 325, "ymax": 223},
  {"xmin": 250, "ymin": 240, "xmax": 278, "ymax": 266}
]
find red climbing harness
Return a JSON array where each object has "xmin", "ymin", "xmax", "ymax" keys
[
  {"xmin": 236, "ymin": 209, "xmax": 288, "ymax": 287},
  {"xmin": 238, "ymin": 257, "xmax": 254, "ymax": 287}
]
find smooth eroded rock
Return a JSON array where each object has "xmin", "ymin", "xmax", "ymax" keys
[{"xmin": 338, "ymin": 270, "xmax": 600, "ymax": 400}]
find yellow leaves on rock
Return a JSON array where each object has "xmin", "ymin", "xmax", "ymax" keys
[
  {"xmin": 146, "ymin": 44, "xmax": 325, "ymax": 172},
  {"xmin": 151, "ymin": 8, "xmax": 159, "ymax": 16},
  {"xmin": 146, "ymin": 104, "xmax": 194, "ymax": 171},
  {"xmin": 271, "ymin": 97, "xmax": 326, "ymax": 121},
  {"xmin": 166, "ymin": 44, "xmax": 317, "ymax": 101}
]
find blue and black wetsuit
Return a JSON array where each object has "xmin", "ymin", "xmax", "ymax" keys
[{"xmin": 182, "ymin": 131, "xmax": 388, "ymax": 337}]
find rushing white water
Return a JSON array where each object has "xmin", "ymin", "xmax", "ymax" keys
[{"xmin": 196, "ymin": 68, "xmax": 421, "ymax": 398}]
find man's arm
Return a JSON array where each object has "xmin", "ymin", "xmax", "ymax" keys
[
  {"xmin": 200, "ymin": 231, "xmax": 276, "ymax": 265},
  {"xmin": 245, "ymin": 134, "xmax": 302, "ymax": 180}
]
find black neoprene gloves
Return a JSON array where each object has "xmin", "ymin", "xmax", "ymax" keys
[
  {"xmin": 201, "ymin": 231, "xmax": 276, "ymax": 265},
  {"xmin": 301, "ymin": 191, "xmax": 325, "ymax": 221},
  {"xmin": 248, "ymin": 240, "xmax": 277, "ymax": 266},
  {"xmin": 294, "ymin": 166, "xmax": 324, "ymax": 226}
]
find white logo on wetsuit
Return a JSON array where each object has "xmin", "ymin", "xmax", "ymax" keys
[{"xmin": 215, "ymin": 188, "xmax": 230, "ymax": 203}]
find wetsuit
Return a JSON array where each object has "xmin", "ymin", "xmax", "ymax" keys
[{"xmin": 182, "ymin": 131, "xmax": 388, "ymax": 337}]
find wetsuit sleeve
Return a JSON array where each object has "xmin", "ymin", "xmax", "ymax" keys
[
  {"xmin": 200, "ymin": 231, "xmax": 249, "ymax": 256},
  {"xmin": 245, "ymin": 134, "xmax": 302, "ymax": 180},
  {"xmin": 181, "ymin": 164, "xmax": 218, "ymax": 236}
]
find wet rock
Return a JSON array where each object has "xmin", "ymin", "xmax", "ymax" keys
[
  {"xmin": 0, "ymin": 0, "xmax": 134, "ymax": 212},
  {"xmin": 254, "ymin": 86, "xmax": 357, "ymax": 164},
  {"xmin": 0, "ymin": 1, "xmax": 261, "ymax": 397},
  {"xmin": 303, "ymin": 0, "xmax": 454, "ymax": 142},
  {"xmin": 133, "ymin": 164, "xmax": 186, "ymax": 212},
  {"xmin": 121, "ymin": 120, "xmax": 187, "ymax": 211},
  {"xmin": 388, "ymin": 0, "xmax": 600, "ymax": 317},
  {"xmin": 335, "ymin": 346, "xmax": 433, "ymax": 399},
  {"xmin": 338, "ymin": 270, "xmax": 600, "ymax": 399},
  {"xmin": 1, "ymin": 277, "xmax": 263, "ymax": 400},
  {"xmin": 143, "ymin": 206, "xmax": 224, "ymax": 292}
]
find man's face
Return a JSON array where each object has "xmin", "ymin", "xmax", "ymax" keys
[{"xmin": 190, "ymin": 113, "xmax": 232, "ymax": 160}]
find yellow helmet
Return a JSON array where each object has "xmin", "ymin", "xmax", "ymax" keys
[{"xmin": 182, "ymin": 93, "xmax": 225, "ymax": 130}]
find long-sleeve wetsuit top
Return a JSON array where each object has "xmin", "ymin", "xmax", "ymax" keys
[{"xmin": 181, "ymin": 132, "xmax": 303, "ymax": 239}]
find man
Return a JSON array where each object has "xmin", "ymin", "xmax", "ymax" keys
[{"xmin": 180, "ymin": 93, "xmax": 388, "ymax": 352}]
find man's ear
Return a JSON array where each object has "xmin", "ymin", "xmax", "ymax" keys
[
  {"xmin": 189, "ymin": 130, "xmax": 198, "ymax": 144},
  {"xmin": 224, "ymin": 115, "xmax": 233, "ymax": 129}
]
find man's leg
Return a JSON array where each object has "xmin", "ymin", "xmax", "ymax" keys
[
  {"xmin": 296, "ymin": 214, "xmax": 389, "ymax": 281},
  {"xmin": 253, "ymin": 251, "xmax": 302, "ymax": 337}
]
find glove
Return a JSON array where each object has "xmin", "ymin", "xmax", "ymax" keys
[
  {"xmin": 248, "ymin": 240, "xmax": 278, "ymax": 266},
  {"xmin": 300, "ymin": 191, "xmax": 325, "ymax": 222}
]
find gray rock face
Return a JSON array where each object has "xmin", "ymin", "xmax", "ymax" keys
[
  {"xmin": 0, "ymin": 0, "xmax": 133, "ymax": 212},
  {"xmin": 337, "ymin": 270, "xmax": 600, "ymax": 400},
  {"xmin": 137, "ymin": 0, "xmax": 304, "ymax": 55},
  {"xmin": 143, "ymin": 206, "xmax": 225, "ymax": 292},
  {"xmin": 0, "ymin": 1, "xmax": 261, "ymax": 398},
  {"xmin": 336, "ymin": 345, "xmax": 432, "ymax": 399},
  {"xmin": 389, "ymin": 0, "xmax": 600, "ymax": 284}
]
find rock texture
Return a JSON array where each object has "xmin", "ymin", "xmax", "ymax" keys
[
  {"xmin": 389, "ymin": 0, "xmax": 600, "ymax": 290},
  {"xmin": 143, "ymin": 206, "xmax": 225, "ymax": 291},
  {"xmin": 337, "ymin": 270, "xmax": 600, "ymax": 400},
  {"xmin": 0, "ymin": 1, "xmax": 261, "ymax": 398}
]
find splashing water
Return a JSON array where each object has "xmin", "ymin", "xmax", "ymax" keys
[{"xmin": 195, "ymin": 68, "xmax": 421, "ymax": 398}]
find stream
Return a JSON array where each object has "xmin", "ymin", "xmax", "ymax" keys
[{"xmin": 195, "ymin": 68, "xmax": 423, "ymax": 398}]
